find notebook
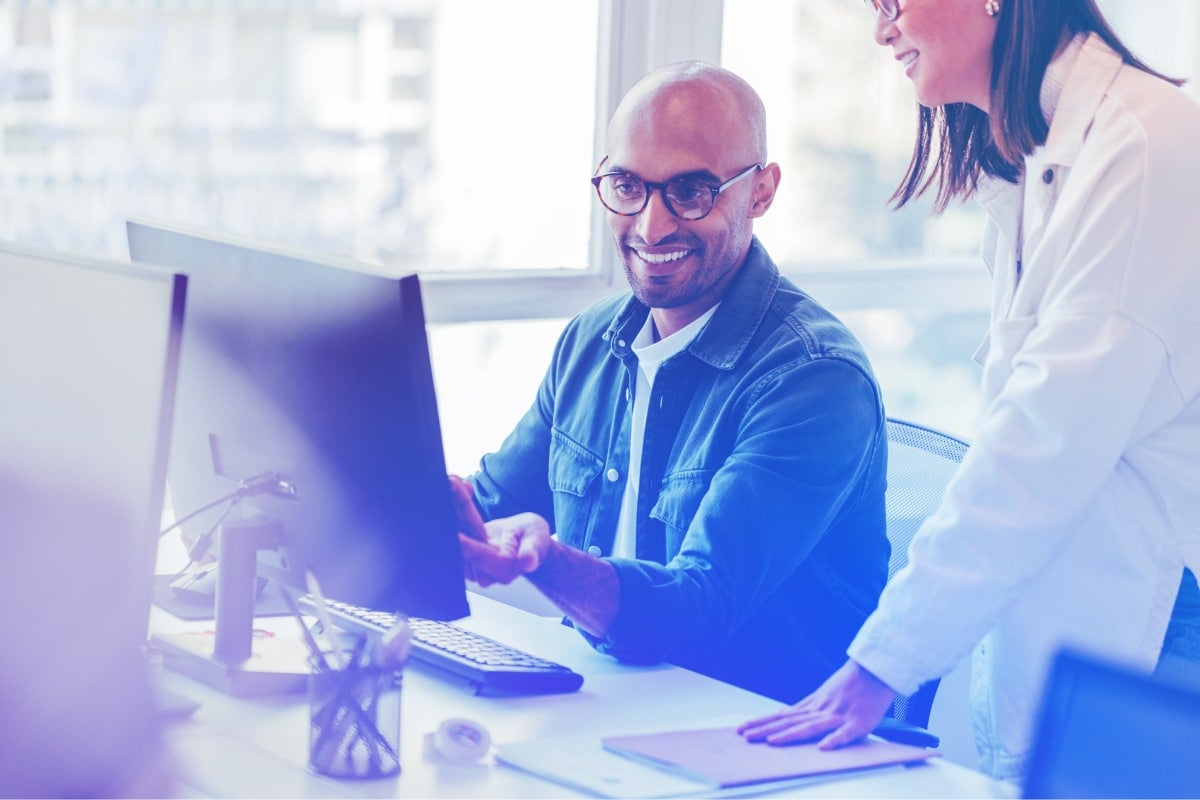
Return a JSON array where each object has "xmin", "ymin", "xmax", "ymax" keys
[
  {"xmin": 497, "ymin": 725, "xmax": 937, "ymax": 798},
  {"xmin": 603, "ymin": 725, "xmax": 938, "ymax": 788}
]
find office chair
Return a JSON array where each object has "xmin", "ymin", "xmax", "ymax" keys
[{"xmin": 881, "ymin": 417, "xmax": 969, "ymax": 730}]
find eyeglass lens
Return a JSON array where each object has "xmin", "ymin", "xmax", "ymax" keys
[{"xmin": 863, "ymin": 0, "xmax": 899, "ymax": 20}]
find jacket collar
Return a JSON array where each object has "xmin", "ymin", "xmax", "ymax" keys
[
  {"xmin": 604, "ymin": 236, "xmax": 780, "ymax": 370},
  {"xmin": 976, "ymin": 33, "xmax": 1121, "ymax": 227},
  {"xmin": 1040, "ymin": 32, "xmax": 1122, "ymax": 169}
]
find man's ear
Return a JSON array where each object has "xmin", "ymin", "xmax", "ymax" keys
[{"xmin": 747, "ymin": 162, "xmax": 781, "ymax": 219}]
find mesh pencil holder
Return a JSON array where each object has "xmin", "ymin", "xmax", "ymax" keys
[{"xmin": 307, "ymin": 655, "xmax": 402, "ymax": 779}]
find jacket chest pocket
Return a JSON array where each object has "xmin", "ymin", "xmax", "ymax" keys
[
  {"xmin": 979, "ymin": 315, "xmax": 1038, "ymax": 402},
  {"xmin": 548, "ymin": 428, "xmax": 604, "ymax": 495},
  {"xmin": 548, "ymin": 428, "xmax": 604, "ymax": 545}
]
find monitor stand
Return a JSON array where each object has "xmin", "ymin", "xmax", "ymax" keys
[{"xmin": 152, "ymin": 517, "xmax": 309, "ymax": 697}]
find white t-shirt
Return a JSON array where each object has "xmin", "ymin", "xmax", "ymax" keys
[{"xmin": 611, "ymin": 306, "xmax": 719, "ymax": 559}]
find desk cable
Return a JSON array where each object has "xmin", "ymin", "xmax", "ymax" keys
[{"xmin": 159, "ymin": 472, "xmax": 296, "ymax": 580}]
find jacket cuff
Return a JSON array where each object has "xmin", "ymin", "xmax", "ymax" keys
[
  {"xmin": 846, "ymin": 614, "xmax": 933, "ymax": 697},
  {"xmin": 574, "ymin": 558, "xmax": 671, "ymax": 664}
]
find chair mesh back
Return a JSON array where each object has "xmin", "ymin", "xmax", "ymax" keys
[
  {"xmin": 883, "ymin": 418, "xmax": 969, "ymax": 728},
  {"xmin": 885, "ymin": 419, "xmax": 969, "ymax": 580}
]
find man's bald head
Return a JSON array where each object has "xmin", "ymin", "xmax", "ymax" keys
[{"xmin": 607, "ymin": 61, "xmax": 767, "ymax": 169}]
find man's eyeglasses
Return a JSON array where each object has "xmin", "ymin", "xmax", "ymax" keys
[
  {"xmin": 591, "ymin": 161, "xmax": 763, "ymax": 221},
  {"xmin": 863, "ymin": 0, "xmax": 900, "ymax": 21}
]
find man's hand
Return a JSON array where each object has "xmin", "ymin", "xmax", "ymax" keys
[
  {"xmin": 448, "ymin": 475, "xmax": 488, "ymax": 542},
  {"xmin": 447, "ymin": 474, "xmax": 554, "ymax": 587},
  {"xmin": 444, "ymin": 474, "xmax": 617, "ymax": 635},
  {"xmin": 736, "ymin": 660, "xmax": 897, "ymax": 749},
  {"xmin": 459, "ymin": 512, "xmax": 553, "ymax": 587}
]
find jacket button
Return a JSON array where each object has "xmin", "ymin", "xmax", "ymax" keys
[
  {"xmin": 617, "ymin": 339, "xmax": 627, "ymax": 348},
  {"xmin": 606, "ymin": 468, "xmax": 620, "ymax": 482},
  {"xmin": 1042, "ymin": 168, "xmax": 1054, "ymax": 184},
  {"xmin": 587, "ymin": 546, "xmax": 602, "ymax": 557}
]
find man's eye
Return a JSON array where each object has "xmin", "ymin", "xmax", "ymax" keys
[
  {"xmin": 668, "ymin": 180, "xmax": 710, "ymax": 204},
  {"xmin": 611, "ymin": 178, "xmax": 644, "ymax": 199}
]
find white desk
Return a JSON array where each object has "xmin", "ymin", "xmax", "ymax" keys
[{"xmin": 156, "ymin": 595, "xmax": 1015, "ymax": 799}]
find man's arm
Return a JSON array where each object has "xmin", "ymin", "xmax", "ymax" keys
[
  {"xmin": 471, "ymin": 311, "xmax": 605, "ymax": 525},
  {"xmin": 526, "ymin": 539, "xmax": 619, "ymax": 638}
]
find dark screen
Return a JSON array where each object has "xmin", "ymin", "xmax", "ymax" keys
[
  {"xmin": 127, "ymin": 220, "xmax": 469, "ymax": 621},
  {"xmin": 1024, "ymin": 647, "xmax": 1200, "ymax": 799}
]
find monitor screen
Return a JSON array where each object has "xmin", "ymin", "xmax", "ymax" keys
[
  {"xmin": 127, "ymin": 219, "xmax": 470, "ymax": 621},
  {"xmin": 0, "ymin": 241, "xmax": 185, "ymax": 795},
  {"xmin": 1024, "ymin": 647, "xmax": 1200, "ymax": 799}
]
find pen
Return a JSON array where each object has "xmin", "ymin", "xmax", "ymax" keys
[
  {"xmin": 280, "ymin": 587, "xmax": 333, "ymax": 672},
  {"xmin": 305, "ymin": 571, "xmax": 348, "ymax": 670}
]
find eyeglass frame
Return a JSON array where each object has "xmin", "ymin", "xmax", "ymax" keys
[
  {"xmin": 590, "ymin": 159, "xmax": 764, "ymax": 221},
  {"xmin": 863, "ymin": 0, "xmax": 900, "ymax": 22}
]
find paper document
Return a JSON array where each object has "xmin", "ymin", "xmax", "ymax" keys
[{"xmin": 602, "ymin": 725, "xmax": 938, "ymax": 788}]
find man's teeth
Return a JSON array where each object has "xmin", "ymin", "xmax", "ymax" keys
[{"xmin": 637, "ymin": 250, "xmax": 688, "ymax": 264}]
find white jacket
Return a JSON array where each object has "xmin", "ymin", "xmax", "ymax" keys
[{"xmin": 848, "ymin": 33, "xmax": 1200, "ymax": 779}]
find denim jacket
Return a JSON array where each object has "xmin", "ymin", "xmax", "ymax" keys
[{"xmin": 473, "ymin": 238, "xmax": 889, "ymax": 702}]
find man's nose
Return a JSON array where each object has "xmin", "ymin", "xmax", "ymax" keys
[{"xmin": 634, "ymin": 186, "xmax": 680, "ymax": 245}]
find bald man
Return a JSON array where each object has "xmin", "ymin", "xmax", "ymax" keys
[{"xmin": 457, "ymin": 62, "xmax": 889, "ymax": 702}]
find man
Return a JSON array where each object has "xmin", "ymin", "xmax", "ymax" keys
[{"xmin": 455, "ymin": 61, "xmax": 889, "ymax": 703}]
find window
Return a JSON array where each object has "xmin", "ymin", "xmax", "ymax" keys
[{"xmin": 0, "ymin": 1, "xmax": 600, "ymax": 280}]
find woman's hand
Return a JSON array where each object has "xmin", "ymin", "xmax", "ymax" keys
[{"xmin": 737, "ymin": 660, "xmax": 898, "ymax": 749}]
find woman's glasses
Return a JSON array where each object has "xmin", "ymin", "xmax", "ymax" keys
[{"xmin": 863, "ymin": 0, "xmax": 900, "ymax": 22}]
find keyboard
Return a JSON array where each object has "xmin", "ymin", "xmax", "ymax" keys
[{"xmin": 297, "ymin": 596, "xmax": 584, "ymax": 696}]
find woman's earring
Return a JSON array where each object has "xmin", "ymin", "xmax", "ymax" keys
[{"xmin": 984, "ymin": 0, "xmax": 1001, "ymax": 16}]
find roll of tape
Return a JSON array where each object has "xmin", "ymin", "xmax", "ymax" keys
[{"xmin": 432, "ymin": 717, "xmax": 491, "ymax": 763}]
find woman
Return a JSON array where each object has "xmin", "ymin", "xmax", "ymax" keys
[{"xmin": 740, "ymin": 0, "xmax": 1200, "ymax": 780}]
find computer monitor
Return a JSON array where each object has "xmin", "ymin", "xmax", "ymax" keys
[
  {"xmin": 127, "ymin": 219, "xmax": 470, "ymax": 630},
  {"xmin": 0, "ymin": 241, "xmax": 185, "ymax": 795},
  {"xmin": 1024, "ymin": 647, "xmax": 1200, "ymax": 799}
]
